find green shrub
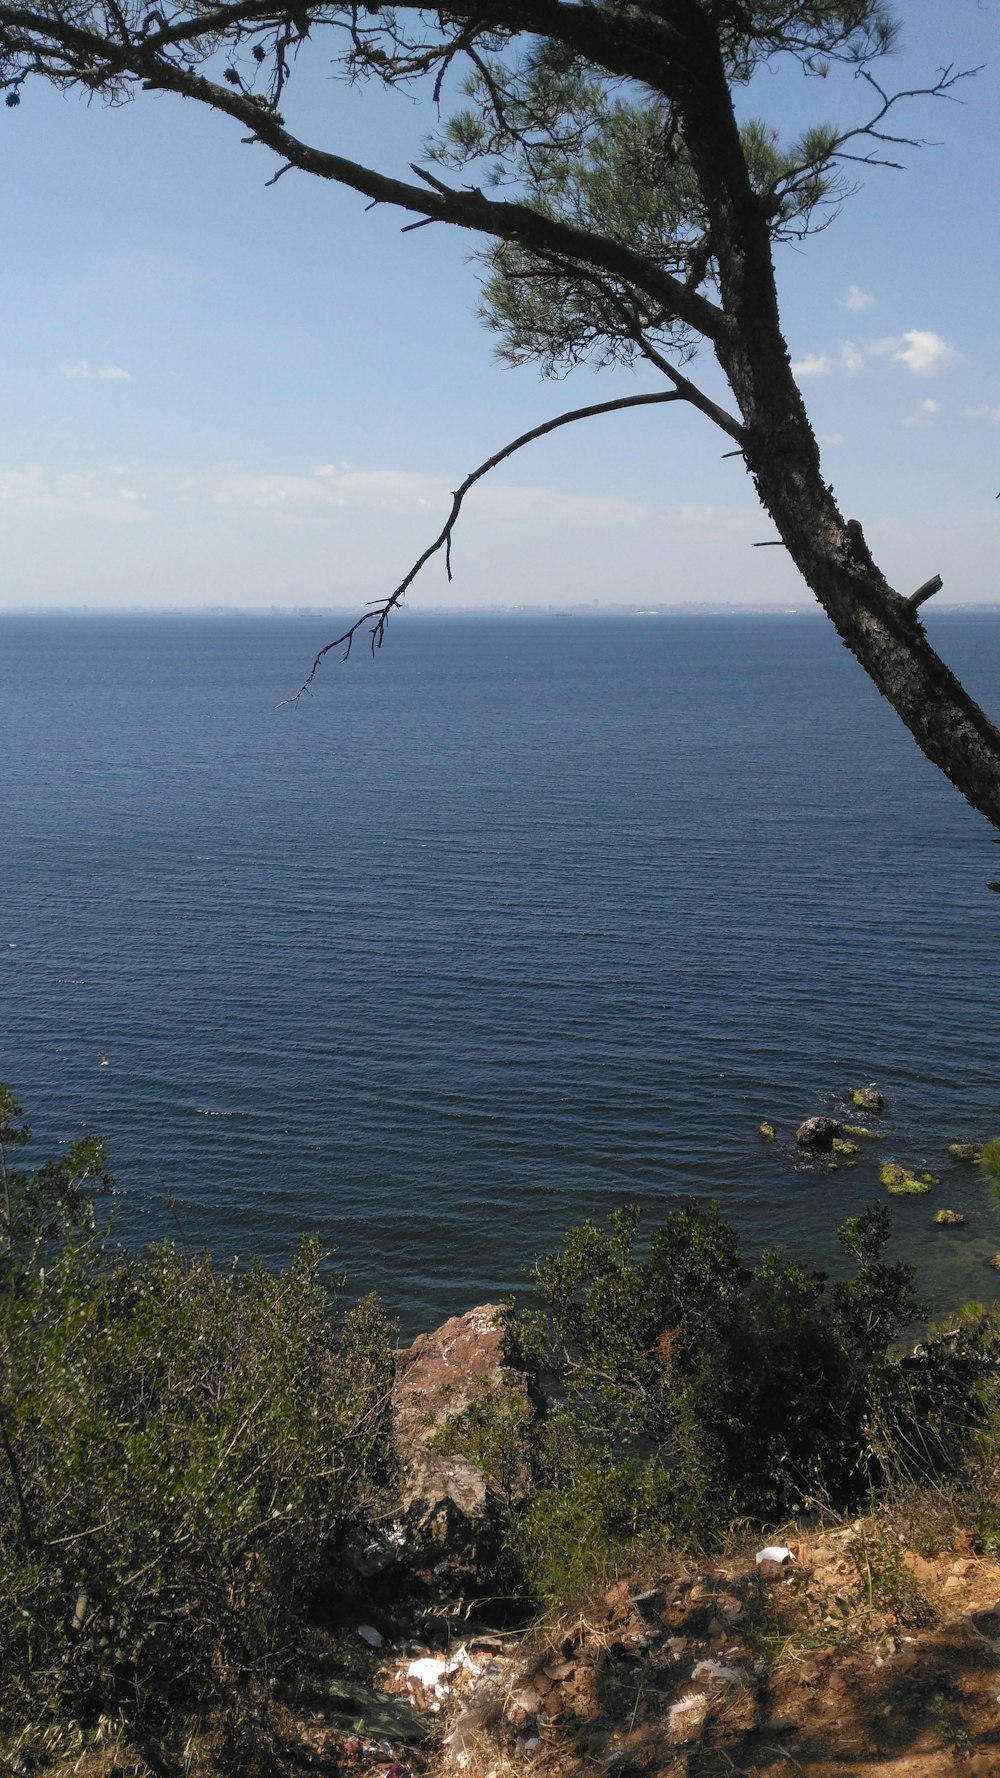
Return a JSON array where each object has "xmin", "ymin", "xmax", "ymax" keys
[
  {"xmin": 0, "ymin": 1089, "xmax": 395, "ymax": 1759},
  {"xmin": 506, "ymin": 1200, "xmax": 1000, "ymax": 1602}
]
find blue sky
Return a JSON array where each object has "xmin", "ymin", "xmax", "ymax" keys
[{"xmin": 0, "ymin": 0, "xmax": 998, "ymax": 613}]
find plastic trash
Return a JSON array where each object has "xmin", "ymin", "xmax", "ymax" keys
[
  {"xmin": 755, "ymin": 1544, "xmax": 795, "ymax": 1565},
  {"xmin": 357, "ymin": 1624, "xmax": 384, "ymax": 1647}
]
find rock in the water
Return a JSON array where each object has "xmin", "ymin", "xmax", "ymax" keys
[
  {"xmin": 758, "ymin": 1122, "xmax": 776, "ymax": 1140},
  {"xmin": 881, "ymin": 1163, "xmax": 933, "ymax": 1196},
  {"xmin": 851, "ymin": 1084, "xmax": 884, "ymax": 1111},
  {"xmin": 934, "ymin": 1208, "xmax": 965, "ymax": 1226},
  {"xmin": 948, "ymin": 1142, "xmax": 980, "ymax": 1162},
  {"xmin": 795, "ymin": 1116, "xmax": 840, "ymax": 1150}
]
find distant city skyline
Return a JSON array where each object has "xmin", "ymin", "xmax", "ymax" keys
[{"xmin": 1, "ymin": 0, "xmax": 998, "ymax": 614}]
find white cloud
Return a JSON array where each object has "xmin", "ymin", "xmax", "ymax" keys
[
  {"xmin": 791, "ymin": 340, "xmax": 871, "ymax": 378},
  {"xmin": 819, "ymin": 433, "xmax": 845, "ymax": 446},
  {"xmin": 871, "ymin": 331, "xmax": 962, "ymax": 376},
  {"xmin": 901, "ymin": 399, "xmax": 942, "ymax": 428},
  {"xmin": 966, "ymin": 403, "xmax": 1000, "ymax": 422},
  {"xmin": 60, "ymin": 360, "xmax": 131, "ymax": 382},
  {"xmin": 0, "ymin": 458, "xmax": 767, "ymax": 544},
  {"xmin": 790, "ymin": 353, "xmax": 833, "ymax": 379},
  {"xmin": 841, "ymin": 285, "xmax": 875, "ymax": 313}
]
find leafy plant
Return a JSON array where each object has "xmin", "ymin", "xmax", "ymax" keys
[
  {"xmin": 506, "ymin": 1200, "xmax": 1000, "ymax": 1603},
  {"xmin": 0, "ymin": 1088, "xmax": 396, "ymax": 1766}
]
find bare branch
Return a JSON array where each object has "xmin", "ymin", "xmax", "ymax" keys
[
  {"xmin": 280, "ymin": 389, "xmax": 688, "ymax": 702},
  {"xmin": 906, "ymin": 573, "xmax": 943, "ymax": 612}
]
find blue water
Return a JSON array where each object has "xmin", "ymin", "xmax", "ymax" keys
[{"xmin": 2, "ymin": 611, "xmax": 999, "ymax": 1331}]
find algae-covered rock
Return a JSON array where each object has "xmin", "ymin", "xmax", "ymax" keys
[
  {"xmin": 989, "ymin": 1254, "xmax": 1000, "ymax": 1273},
  {"xmin": 948, "ymin": 1142, "xmax": 981, "ymax": 1162},
  {"xmin": 795, "ymin": 1116, "xmax": 840, "ymax": 1150},
  {"xmin": 934, "ymin": 1209, "xmax": 965, "ymax": 1226},
  {"xmin": 842, "ymin": 1125, "xmax": 886, "ymax": 1141},
  {"xmin": 832, "ymin": 1139, "xmax": 859, "ymax": 1155},
  {"xmin": 758, "ymin": 1122, "xmax": 777, "ymax": 1140},
  {"xmin": 851, "ymin": 1085, "xmax": 885, "ymax": 1111},
  {"xmin": 881, "ymin": 1163, "xmax": 931, "ymax": 1196}
]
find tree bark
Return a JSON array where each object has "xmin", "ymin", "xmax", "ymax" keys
[{"xmin": 670, "ymin": 5, "xmax": 1000, "ymax": 830}]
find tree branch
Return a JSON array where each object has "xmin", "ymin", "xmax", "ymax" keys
[{"xmin": 281, "ymin": 389, "xmax": 688, "ymax": 700}]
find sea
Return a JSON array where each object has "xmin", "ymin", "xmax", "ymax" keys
[{"xmin": 2, "ymin": 610, "xmax": 998, "ymax": 1334}]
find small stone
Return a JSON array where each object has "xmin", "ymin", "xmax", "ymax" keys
[
  {"xmin": 949, "ymin": 1142, "xmax": 981, "ymax": 1161},
  {"xmin": 832, "ymin": 1138, "xmax": 859, "ymax": 1154},
  {"xmin": 934, "ymin": 1208, "xmax": 965, "ymax": 1226},
  {"xmin": 758, "ymin": 1122, "xmax": 777, "ymax": 1139}
]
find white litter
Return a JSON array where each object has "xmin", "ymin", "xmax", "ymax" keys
[
  {"xmin": 407, "ymin": 1656, "xmax": 453, "ymax": 1696},
  {"xmin": 357, "ymin": 1624, "xmax": 383, "ymax": 1647},
  {"xmin": 755, "ymin": 1545, "xmax": 795, "ymax": 1566},
  {"xmin": 692, "ymin": 1660, "xmax": 745, "ymax": 1685},
  {"xmin": 669, "ymin": 1691, "xmax": 707, "ymax": 1719}
]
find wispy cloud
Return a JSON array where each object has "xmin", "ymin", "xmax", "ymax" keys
[
  {"xmin": 871, "ymin": 331, "xmax": 962, "ymax": 376},
  {"xmin": 793, "ymin": 329, "xmax": 962, "ymax": 384},
  {"xmin": 901, "ymin": 398, "xmax": 942, "ymax": 428},
  {"xmin": 60, "ymin": 360, "xmax": 131, "ymax": 382},
  {"xmin": 966, "ymin": 403, "xmax": 1000, "ymax": 422},
  {"xmin": 792, "ymin": 342, "xmax": 865, "ymax": 379},
  {"xmin": 0, "ymin": 458, "xmax": 761, "ymax": 540},
  {"xmin": 819, "ymin": 433, "xmax": 845, "ymax": 447},
  {"xmin": 841, "ymin": 284, "xmax": 875, "ymax": 313},
  {"xmin": 790, "ymin": 353, "xmax": 834, "ymax": 379}
]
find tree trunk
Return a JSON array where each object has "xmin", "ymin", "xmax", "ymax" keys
[{"xmin": 673, "ymin": 7, "xmax": 1000, "ymax": 832}]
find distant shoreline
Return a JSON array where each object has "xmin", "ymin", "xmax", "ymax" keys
[{"xmin": 3, "ymin": 604, "xmax": 1000, "ymax": 620}]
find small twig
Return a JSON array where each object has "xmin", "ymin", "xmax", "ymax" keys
[
  {"xmin": 280, "ymin": 389, "xmax": 686, "ymax": 700},
  {"xmin": 753, "ymin": 539, "xmax": 786, "ymax": 548},
  {"xmin": 264, "ymin": 159, "xmax": 294, "ymax": 187},
  {"xmin": 905, "ymin": 573, "xmax": 943, "ymax": 611}
]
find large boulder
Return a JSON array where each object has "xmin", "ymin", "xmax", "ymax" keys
[
  {"xmin": 794, "ymin": 1116, "xmax": 840, "ymax": 1150},
  {"xmin": 392, "ymin": 1304, "xmax": 511, "ymax": 1450},
  {"xmin": 347, "ymin": 1304, "xmax": 540, "ymax": 1589}
]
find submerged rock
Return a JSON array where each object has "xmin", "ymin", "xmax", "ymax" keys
[
  {"xmin": 948, "ymin": 1142, "xmax": 981, "ymax": 1162},
  {"xmin": 795, "ymin": 1116, "xmax": 840, "ymax": 1150},
  {"xmin": 758, "ymin": 1122, "xmax": 777, "ymax": 1140},
  {"xmin": 934, "ymin": 1209, "xmax": 965, "ymax": 1226},
  {"xmin": 851, "ymin": 1084, "xmax": 885, "ymax": 1111},
  {"xmin": 881, "ymin": 1163, "xmax": 933, "ymax": 1196}
]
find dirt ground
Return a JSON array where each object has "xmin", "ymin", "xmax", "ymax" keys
[
  {"xmin": 301, "ymin": 1521, "xmax": 1000, "ymax": 1778},
  {"xmin": 24, "ymin": 1517, "xmax": 1000, "ymax": 1778}
]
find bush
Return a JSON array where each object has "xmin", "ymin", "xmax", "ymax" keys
[
  {"xmin": 506, "ymin": 1201, "xmax": 1000, "ymax": 1601},
  {"xmin": 0, "ymin": 1089, "xmax": 395, "ymax": 1760}
]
